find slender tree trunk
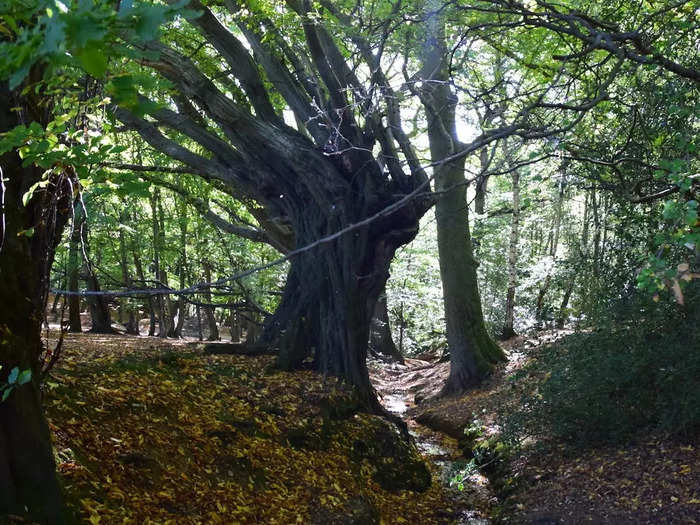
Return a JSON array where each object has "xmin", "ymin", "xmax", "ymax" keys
[
  {"xmin": 501, "ymin": 169, "xmax": 520, "ymax": 339},
  {"xmin": 174, "ymin": 199, "xmax": 188, "ymax": 337},
  {"xmin": 600, "ymin": 194, "xmax": 609, "ymax": 268},
  {"xmin": 79, "ymin": 217, "xmax": 113, "ymax": 334},
  {"xmin": 86, "ymin": 270, "xmax": 114, "ymax": 333},
  {"xmin": 474, "ymin": 146, "xmax": 490, "ymax": 215},
  {"xmin": 50, "ymin": 281, "xmax": 62, "ymax": 314},
  {"xmin": 0, "ymin": 82, "xmax": 68, "ymax": 522},
  {"xmin": 202, "ymin": 261, "xmax": 219, "ymax": 341},
  {"xmin": 150, "ymin": 190, "xmax": 168, "ymax": 337},
  {"xmin": 536, "ymin": 168, "xmax": 566, "ymax": 321},
  {"xmin": 196, "ymin": 304, "xmax": 203, "ymax": 341},
  {"xmin": 132, "ymin": 246, "xmax": 156, "ymax": 336},
  {"xmin": 368, "ymin": 286, "xmax": 403, "ymax": 363},
  {"xmin": 591, "ymin": 188, "xmax": 601, "ymax": 279},
  {"xmin": 556, "ymin": 278, "xmax": 575, "ymax": 329},
  {"xmin": 230, "ymin": 312, "xmax": 241, "ymax": 343},
  {"xmin": 244, "ymin": 316, "xmax": 259, "ymax": 343},
  {"xmin": 119, "ymin": 212, "xmax": 139, "ymax": 335},
  {"xmin": 157, "ymin": 195, "xmax": 177, "ymax": 337},
  {"xmin": 67, "ymin": 218, "xmax": 82, "ymax": 332},
  {"xmin": 420, "ymin": 5, "xmax": 505, "ymax": 395}
]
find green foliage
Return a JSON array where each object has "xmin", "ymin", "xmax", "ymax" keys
[
  {"xmin": 0, "ymin": 0, "xmax": 196, "ymax": 88},
  {"xmin": 447, "ymin": 459, "xmax": 479, "ymax": 491},
  {"xmin": 503, "ymin": 285, "xmax": 700, "ymax": 446},
  {"xmin": 387, "ymin": 211, "xmax": 446, "ymax": 355},
  {"xmin": 0, "ymin": 365, "xmax": 33, "ymax": 402}
]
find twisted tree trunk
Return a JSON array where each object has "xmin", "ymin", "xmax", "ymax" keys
[{"xmin": 258, "ymin": 170, "xmax": 420, "ymax": 406}]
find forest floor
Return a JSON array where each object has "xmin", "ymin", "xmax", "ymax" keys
[
  {"xmin": 40, "ymin": 329, "xmax": 699, "ymax": 524},
  {"xmin": 43, "ymin": 330, "xmax": 459, "ymax": 524},
  {"xmin": 378, "ymin": 331, "xmax": 700, "ymax": 525}
]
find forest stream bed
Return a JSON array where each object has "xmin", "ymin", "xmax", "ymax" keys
[{"xmin": 370, "ymin": 358, "xmax": 494, "ymax": 525}]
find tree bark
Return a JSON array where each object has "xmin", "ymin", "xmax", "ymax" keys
[
  {"xmin": 202, "ymin": 261, "xmax": 219, "ymax": 341},
  {"xmin": 67, "ymin": 215, "xmax": 82, "ymax": 332},
  {"xmin": 230, "ymin": 312, "xmax": 241, "ymax": 343},
  {"xmin": 86, "ymin": 269, "xmax": 114, "ymax": 333},
  {"xmin": 420, "ymin": 3, "xmax": 505, "ymax": 395},
  {"xmin": 0, "ymin": 82, "xmax": 68, "ymax": 523},
  {"xmin": 556, "ymin": 277, "xmax": 575, "ymax": 329},
  {"xmin": 501, "ymin": 169, "xmax": 520, "ymax": 340},
  {"xmin": 196, "ymin": 304, "xmax": 203, "ymax": 341},
  {"xmin": 150, "ymin": 190, "xmax": 168, "ymax": 338},
  {"xmin": 157, "ymin": 194, "xmax": 177, "ymax": 337},
  {"xmin": 475, "ymin": 143, "xmax": 493, "ymax": 215},
  {"xmin": 76, "ymin": 207, "xmax": 114, "ymax": 334},
  {"xmin": 260, "ymin": 220, "xmax": 411, "ymax": 409},
  {"xmin": 368, "ymin": 286, "xmax": 403, "ymax": 364},
  {"xmin": 535, "ymin": 167, "xmax": 566, "ymax": 321},
  {"xmin": 174, "ymin": 198, "xmax": 188, "ymax": 338},
  {"xmin": 132, "ymin": 246, "xmax": 156, "ymax": 336},
  {"xmin": 119, "ymin": 210, "xmax": 139, "ymax": 335}
]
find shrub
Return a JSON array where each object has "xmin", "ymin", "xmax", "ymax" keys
[{"xmin": 502, "ymin": 283, "xmax": 700, "ymax": 446}]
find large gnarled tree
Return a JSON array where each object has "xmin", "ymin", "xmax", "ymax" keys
[{"xmin": 115, "ymin": 0, "xmax": 434, "ymax": 409}]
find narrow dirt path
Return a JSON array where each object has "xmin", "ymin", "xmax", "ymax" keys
[{"xmin": 369, "ymin": 357, "xmax": 493, "ymax": 524}]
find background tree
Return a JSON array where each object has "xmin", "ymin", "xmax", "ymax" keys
[{"xmin": 418, "ymin": 2, "xmax": 505, "ymax": 393}]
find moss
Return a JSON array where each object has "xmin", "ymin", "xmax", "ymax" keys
[{"xmin": 349, "ymin": 416, "xmax": 431, "ymax": 492}]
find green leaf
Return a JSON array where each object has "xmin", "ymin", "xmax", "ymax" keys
[
  {"xmin": 9, "ymin": 62, "xmax": 32, "ymax": 90},
  {"xmin": 22, "ymin": 185, "xmax": 35, "ymax": 206},
  {"xmin": 43, "ymin": 16, "xmax": 66, "ymax": 54},
  {"xmin": 1, "ymin": 388, "xmax": 12, "ymax": 402},
  {"xmin": 17, "ymin": 369, "xmax": 32, "ymax": 385},
  {"xmin": 134, "ymin": 5, "xmax": 168, "ymax": 41},
  {"xmin": 77, "ymin": 46, "xmax": 108, "ymax": 79},
  {"xmin": 686, "ymin": 201, "xmax": 698, "ymax": 227},
  {"xmin": 7, "ymin": 367, "xmax": 19, "ymax": 385},
  {"xmin": 662, "ymin": 201, "xmax": 680, "ymax": 221}
]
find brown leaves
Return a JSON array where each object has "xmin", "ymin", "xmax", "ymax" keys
[{"xmin": 45, "ymin": 333, "xmax": 452, "ymax": 524}]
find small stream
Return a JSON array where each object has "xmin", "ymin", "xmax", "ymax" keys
[{"xmin": 375, "ymin": 370, "xmax": 492, "ymax": 525}]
